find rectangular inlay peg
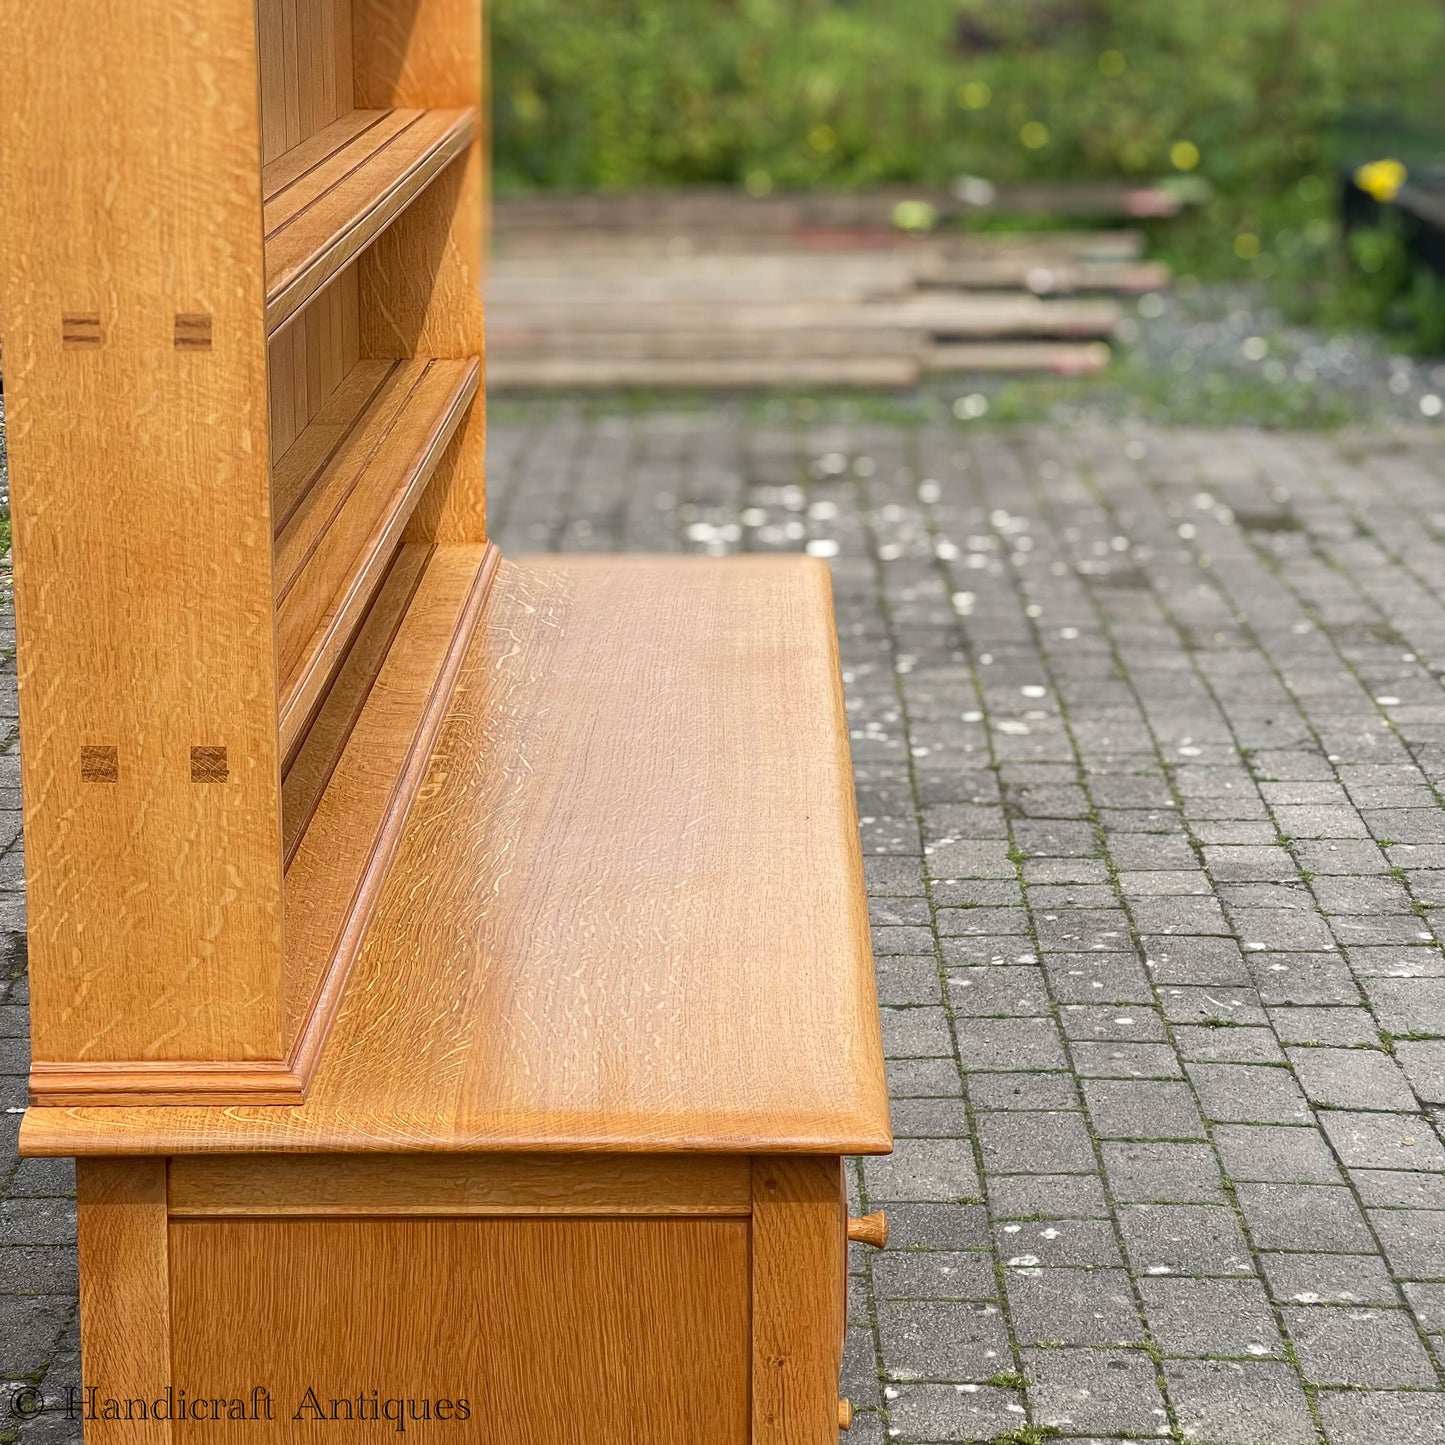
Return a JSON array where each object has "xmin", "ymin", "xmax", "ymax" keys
[
  {"xmin": 173, "ymin": 313, "xmax": 213, "ymax": 350},
  {"xmin": 189, "ymin": 746, "xmax": 228, "ymax": 782},
  {"xmin": 79, "ymin": 745, "xmax": 118, "ymax": 782},
  {"xmin": 61, "ymin": 313, "xmax": 102, "ymax": 349}
]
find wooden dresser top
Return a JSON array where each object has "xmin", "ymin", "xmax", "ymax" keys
[{"xmin": 23, "ymin": 556, "xmax": 892, "ymax": 1157}]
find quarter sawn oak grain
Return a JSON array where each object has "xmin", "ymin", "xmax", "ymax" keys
[{"xmin": 23, "ymin": 556, "xmax": 890, "ymax": 1157}]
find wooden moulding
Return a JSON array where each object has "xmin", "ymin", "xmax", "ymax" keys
[
  {"xmin": 273, "ymin": 354, "xmax": 481, "ymax": 758},
  {"xmin": 264, "ymin": 106, "xmax": 478, "ymax": 335},
  {"xmin": 167, "ymin": 1154, "xmax": 754, "ymax": 1218},
  {"xmin": 28, "ymin": 541, "xmax": 501, "ymax": 1109}
]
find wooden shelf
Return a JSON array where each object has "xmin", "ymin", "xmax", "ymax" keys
[
  {"xmin": 280, "ymin": 542, "xmax": 430, "ymax": 868},
  {"xmin": 23, "ymin": 556, "xmax": 890, "ymax": 1155},
  {"xmin": 273, "ymin": 355, "xmax": 481, "ymax": 761},
  {"xmin": 263, "ymin": 107, "xmax": 478, "ymax": 335},
  {"xmin": 279, "ymin": 540, "xmax": 499, "ymax": 1089}
]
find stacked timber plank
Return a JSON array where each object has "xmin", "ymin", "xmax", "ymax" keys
[{"xmin": 487, "ymin": 189, "xmax": 1171, "ymax": 389}]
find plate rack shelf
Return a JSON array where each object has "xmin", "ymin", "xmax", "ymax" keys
[{"xmin": 0, "ymin": 0, "xmax": 491, "ymax": 1105}]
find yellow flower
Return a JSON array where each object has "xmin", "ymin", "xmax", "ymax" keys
[
  {"xmin": 892, "ymin": 200, "xmax": 937, "ymax": 232},
  {"xmin": 1354, "ymin": 158, "xmax": 1408, "ymax": 202},
  {"xmin": 958, "ymin": 81, "xmax": 992, "ymax": 111},
  {"xmin": 1170, "ymin": 140, "xmax": 1200, "ymax": 172},
  {"xmin": 1020, "ymin": 121, "xmax": 1049, "ymax": 150}
]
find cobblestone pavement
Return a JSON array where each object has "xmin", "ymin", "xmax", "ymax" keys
[{"xmin": 6, "ymin": 406, "xmax": 1445, "ymax": 1442}]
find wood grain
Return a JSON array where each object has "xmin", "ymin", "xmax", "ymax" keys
[
  {"xmin": 280, "ymin": 540, "xmax": 498, "ymax": 1071},
  {"xmin": 273, "ymin": 356, "xmax": 480, "ymax": 755},
  {"xmin": 266, "ymin": 265, "xmax": 360, "ymax": 461},
  {"xmin": 280, "ymin": 542, "xmax": 429, "ymax": 857},
  {"xmin": 752, "ymin": 1156, "xmax": 849, "ymax": 1445},
  {"xmin": 264, "ymin": 106, "xmax": 477, "ymax": 335},
  {"xmin": 29, "ymin": 1056, "xmax": 307, "ymax": 1108},
  {"xmin": 0, "ymin": 0, "xmax": 285, "ymax": 1066},
  {"xmin": 256, "ymin": 0, "xmax": 354, "ymax": 164},
  {"xmin": 29, "ymin": 539, "xmax": 495, "ymax": 1110},
  {"xmin": 168, "ymin": 1153, "xmax": 752, "ymax": 1217},
  {"xmin": 22, "ymin": 556, "xmax": 891, "ymax": 1156},
  {"xmin": 354, "ymin": 0, "xmax": 489, "ymax": 543},
  {"xmin": 76, "ymin": 1159, "xmax": 172, "ymax": 1445},
  {"xmin": 270, "ymin": 349, "xmax": 389, "ymax": 532},
  {"xmin": 169, "ymin": 1216, "xmax": 751, "ymax": 1444}
]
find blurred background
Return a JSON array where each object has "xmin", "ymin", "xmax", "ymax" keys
[{"xmin": 484, "ymin": 0, "xmax": 1445, "ymax": 425}]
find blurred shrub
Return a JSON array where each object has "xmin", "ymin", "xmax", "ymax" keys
[
  {"xmin": 493, "ymin": 0, "xmax": 1444, "ymax": 200},
  {"xmin": 493, "ymin": 0, "xmax": 1445, "ymax": 325}
]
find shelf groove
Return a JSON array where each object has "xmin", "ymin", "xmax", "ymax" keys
[
  {"xmin": 264, "ymin": 106, "xmax": 478, "ymax": 335},
  {"xmin": 274, "ymin": 355, "xmax": 481, "ymax": 760}
]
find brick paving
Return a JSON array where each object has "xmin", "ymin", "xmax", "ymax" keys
[{"xmin": 5, "ymin": 407, "xmax": 1445, "ymax": 1441}]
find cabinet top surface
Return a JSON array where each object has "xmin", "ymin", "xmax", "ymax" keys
[{"xmin": 24, "ymin": 556, "xmax": 892, "ymax": 1157}]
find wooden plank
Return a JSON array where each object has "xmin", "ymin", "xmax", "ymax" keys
[
  {"xmin": 281, "ymin": 541, "xmax": 428, "ymax": 854},
  {"xmin": 256, "ymin": 0, "xmax": 289, "ymax": 164},
  {"xmin": 483, "ymin": 296, "xmax": 1119, "ymax": 336},
  {"xmin": 169, "ymin": 1153, "xmax": 753, "ymax": 1217},
  {"xmin": 486, "ymin": 328, "xmax": 921, "ymax": 359},
  {"xmin": 923, "ymin": 341, "xmax": 1112, "ymax": 375},
  {"xmin": 261, "ymin": 107, "xmax": 383, "ymax": 200},
  {"xmin": 271, "ymin": 356, "xmax": 395, "ymax": 530},
  {"xmin": 493, "ymin": 227, "xmax": 1148, "ymax": 262},
  {"xmin": 266, "ymin": 266, "xmax": 362, "ymax": 464},
  {"xmin": 967, "ymin": 179, "xmax": 1184, "ymax": 217},
  {"xmin": 492, "ymin": 183, "xmax": 1182, "ymax": 226},
  {"xmin": 880, "ymin": 294, "xmax": 1120, "ymax": 337},
  {"xmin": 274, "ymin": 356, "xmax": 480, "ymax": 757},
  {"xmin": 355, "ymin": 0, "xmax": 490, "ymax": 545},
  {"xmin": 280, "ymin": 540, "xmax": 498, "ymax": 1072},
  {"xmin": 279, "ymin": 0, "xmax": 301, "ymax": 151},
  {"xmin": 264, "ymin": 106, "xmax": 478, "ymax": 335},
  {"xmin": 22, "ymin": 556, "xmax": 892, "ymax": 1156},
  {"xmin": 331, "ymin": 0, "xmax": 353, "ymax": 115},
  {"xmin": 77, "ymin": 1159, "xmax": 172, "ymax": 1445},
  {"xmin": 170, "ymin": 1216, "xmax": 751, "ymax": 1444},
  {"xmin": 921, "ymin": 257, "xmax": 1171, "ymax": 294},
  {"xmin": 264, "ymin": 109, "xmax": 417, "ymax": 231},
  {"xmin": 0, "ymin": 0, "xmax": 286, "ymax": 1066},
  {"xmin": 486, "ymin": 273, "xmax": 909, "ymax": 303},
  {"xmin": 492, "ymin": 251, "xmax": 1165, "ymax": 296},
  {"xmin": 752, "ymin": 1157, "xmax": 848, "ymax": 1445},
  {"xmin": 486, "ymin": 356, "xmax": 921, "ymax": 389}
]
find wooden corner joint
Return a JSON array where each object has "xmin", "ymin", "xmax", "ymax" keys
[{"xmin": 27, "ymin": 1054, "xmax": 309, "ymax": 1108}]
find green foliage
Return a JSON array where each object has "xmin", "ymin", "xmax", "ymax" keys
[
  {"xmin": 990, "ymin": 1426, "xmax": 1062, "ymax": 1445},
  {"xmin": 494, "ymin": 0, "xmax": 1444, "ymax": 203},
  {"xmin": 493, "ymin": 1, "xmax": 1445, "ymax": 341},
  {"xmin": 983, "ymin": 1371, "xmax": 1029, "ymax": 1390},
  {"xmin": 1301, "ymin": 222, "xmax": 1445, "ymax": 352}
]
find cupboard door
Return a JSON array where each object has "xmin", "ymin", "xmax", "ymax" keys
[{"xmin": 169, "ymin": 1216, "xmax": 750, "ymax": 1444}]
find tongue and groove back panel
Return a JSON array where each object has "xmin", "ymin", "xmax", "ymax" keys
[{"xmin": 0, "ymin": 0, "xmax": 489, "ymax": 1101}]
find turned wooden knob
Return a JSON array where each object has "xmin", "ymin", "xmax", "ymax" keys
[
  {"xmin": 847, "ymin": 1210, "xmax": 888, "ymax": 1248},
  {"xmin": 837, "ymin": 1398, "xmax": 853, "ymax": 1431}
]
